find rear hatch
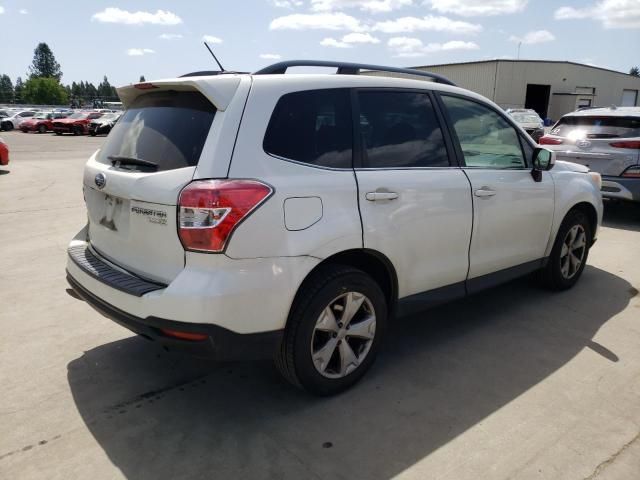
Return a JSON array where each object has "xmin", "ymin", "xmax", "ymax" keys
[
  {"xmin": 83, "ymin": 80, "xmax": 239, "ymax": 284},
  {"xmin": 548, "ymin": 115, "xmax": 640, "ymax": 175}
]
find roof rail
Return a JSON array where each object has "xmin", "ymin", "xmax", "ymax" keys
[{"xmin": 253, "ymin": 60, "xmax": 456, "ymax": 86}]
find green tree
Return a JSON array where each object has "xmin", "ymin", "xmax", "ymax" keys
[
  {"xmin": 28, "ymin": 43, "xmax": 63, "ymax": 81},
  {"xmin": 98, "ymin": 75, "xmax": 112, "ymax": 98},
  {"xmin": 139, "ymin": 75, "xmax": 146, "ymax": 82},
  {"xmin": 630, "ymin": 66, "xmax": 640, "ymax": 77},
  {"xmin": 22, "ymin": 77, "xmax": 68, "ymax": 105},
  {"xmin": 0, "ymin": 75, "xmax": 14, "ymax": 103},
  {"xmin": 14, "ymin": 77, "xmax": 24, "ymax": 104}
]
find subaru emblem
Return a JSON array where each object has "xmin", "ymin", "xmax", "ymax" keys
[
  {"xmin": 95, "ymin": 173, "xmax": 106, "ymax": 189},
  {"xmin": 577, "ymin": 139, "xmax": 591, "ymax": 149}
]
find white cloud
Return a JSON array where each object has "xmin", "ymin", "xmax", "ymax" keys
[
  {"xmin": 0, "ymin": 6, "xmax": 4, "ymax": 14},
  {"xmin": 427, "ymin": 0, "xmax": 528, "ymax": 16},
  {"xmin": 311, "ymin": 0, "xmax": 413, "ymax": 13},
  {"xmin": 343, "ymin": 32, "xmax": 380, "ymax": 43},
  {"xmin": 554, "ymin": 0, "xmax": 640, "ymax": 29},
  {"xmin": 127, "ymin": 48, "xmax": 156, "ymax": 56},
  {"xmin": 159, "ymin": 33, "xmax": 183, "ymax": 40},
  {"xmin": 270, "ymin": 12, "xmax": 365, "ymax": 31},
  {"xmin": 92, "ymin": 8, "xmax": 182, "ymax": 25},
  {"xmin": 202, "ymin": 35, "xmax": 223, "ymax": 43},
  {"xmin": 388, "ymin": 36, "xmax": 479, "ymax": 57},
  {"xmin": 270, "ymin": 0, "xmax": 303, "ymax": 7},
  {"xmin": 321, "ymin": 37, "xmax": 353, "ymax": 47},
  {"xmin": 321, "ymin": 31, "xmax": 381, "ymax": 47},
  {"xmin": 19, "ymin": 8, "xmax": 28, "ymax": 14},
  {"xmin": 260, "ymin": 53, "xmax": 283, "ymax": 59},
  {"xmin": 373, "ymin": 15, "xmax": 482, "ymax": 34},
  {"xmin": 509, "ymin": 29, "xmax": 555, "ymax": 44}
]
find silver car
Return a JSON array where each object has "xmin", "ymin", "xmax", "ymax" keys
[
  {"xmin": 540, "ymin": 106, "xmax": 640, "ymax": 203},
  {"xmin": 507, "ymin": 108, "xmax": 545, "ymax": 142}
]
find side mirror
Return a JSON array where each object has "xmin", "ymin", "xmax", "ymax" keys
[{"xmin": 531, "ymin": 147, "xmax": 556, "ymax": 182}]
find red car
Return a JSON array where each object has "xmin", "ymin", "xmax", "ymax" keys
[
  {"xmin": 52, "ymin": 112, "xmax": 103, "ymax": 135},
  {"xmin": 0, "ymin": 137, "xmax": 8, "ymax": 166},
  {"xmin": 20, "ymin": 112, "xmax": 68, "ymax": 133}
]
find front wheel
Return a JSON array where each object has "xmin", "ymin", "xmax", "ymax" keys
[
  {"xmin": 276, "ymin": 265, "xmax": 387, "ymax": 395},
  {"xmin": 38, "ymin": 125, "xmax": 47, "ymax": 134},
  {"xmin": 540, "ymin": 210, "xmax": 591, "ymax": 290}
]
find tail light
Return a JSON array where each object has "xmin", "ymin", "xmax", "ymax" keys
[
  {"xmin": 178, "ymin": 179, "xmax": 272, "ymax": 253},
  {"xmin": 160, "ymin": 328, "xmax": 208, "ymax": 341},
  {"xmin": 610, "ymin": 140, "xmax": 640, "ymax": 149},
  {"xmin": 539, "ymin": 136, "xmax": 563, "ymax": 145},
  {"xmin": 622, "ymin": 166, "xmax": 640, "ymax": 178}
]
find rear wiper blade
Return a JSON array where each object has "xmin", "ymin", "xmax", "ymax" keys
[{"xmin": 108, "ymin": 155, "xmax": 158, "ymax": 169}]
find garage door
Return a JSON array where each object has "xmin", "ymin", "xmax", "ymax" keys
[{"xmin": 621, "ymin": 89, "xmax": 638, "ymax": 106}]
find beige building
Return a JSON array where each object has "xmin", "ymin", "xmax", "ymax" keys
[{"xmin": 404, "ymin": 60, "xmax": 640, "ymax": 121}]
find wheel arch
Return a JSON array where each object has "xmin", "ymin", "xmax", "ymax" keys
[
  {"xmin": 291, "ymin": 249, "xmax": 399, "ymax": 321},
  {"xmin": 569, "ymin": 201, "xmax": 598, "ymax": 245}
]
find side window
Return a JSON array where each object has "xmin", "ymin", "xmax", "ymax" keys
[
  {"xmin": 20, "ymin": 112, "xmax": 34, "ymax": 118},
  {"xmin": 519, "ymin": 135, "xmax": 534, "ymax": 166},
  {"xmin": 442, "ymin": 95, "xmax": 526, "ymax": 169},
  {"xmin": 357, "ymin": 91, "xmax": 449, "ymax": 168},
  {"xmin": 263, "ymin": 88, "xmax": 352, "ymax": 169}
]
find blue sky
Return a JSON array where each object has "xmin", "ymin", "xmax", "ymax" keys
[{"xmin": 0, "ymin": 0, "xmax": 638, "ymax": 86}]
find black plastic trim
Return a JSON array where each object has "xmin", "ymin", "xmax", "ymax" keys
[
  {"xmin": 68, "ymin": 245, "xmax": 166, "ymax": 297},
  {"xmin": 466, "ymin": 258, "xmax": 547, "ymax": 295},
  {"xmin": 66, "ymin": 273, "xmax": 283, "ymax": 361}
]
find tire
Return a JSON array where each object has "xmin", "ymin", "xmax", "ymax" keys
[
  {"xmin": 275, "ymin": 265, "xmax": 387, "ymax": 396},
  {"xmin": 55, "ymin": 131, "xmax": 62, "ymax": 136},
  {"xmin": 72, "ymin": 126, "xmax": 82, "ymax": 136},
  {"xmin": 89, "ymin": 131, "xmax": 96, "ymax": 136},
  {"xmin": 540, "ymin": 209, "xmax": 592, "ymax": 291},
  {"xmin": 3, "ymin": 122, "xmax": 13, "ymax": 131},
  {"xmin": 38, "ymin": 125, "xmax": 47, "ymax": 134}
]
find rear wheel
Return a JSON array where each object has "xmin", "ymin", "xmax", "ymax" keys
[
  {"xmin": 276, "ymin": 265, "xmax": 387, "ymax": 395},
  {"xmin": 540, "ymin": 210, "xmax": 591, "ymax": 290},
  {"xmin": 72, "ymin": 125, "xmax": 82, "ymax": 136},
  {"xmin": 55, "ymin": 131, "xmax": 62, "ymax": 136},
  {"xmin": 2, "ymin": 122, "xmax": 13, "ymax": 131},
  {"xmin": 38, "ymin": 124, "xmax": 47, "ymax": 134}
]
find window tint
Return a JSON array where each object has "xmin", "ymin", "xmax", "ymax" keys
[
  {"xmin": 264, "ymin": 89, "xmax": 352, "ymax": 169},
  {"xmin": 442, "ymin": 95, "xmax": 526, "ymax": 169},
  {"xmin": 358, "ymin": 91, "xmax": 449, "ymax": 168},
  {"xmin": 97, "ymin": 91, "xmax": 216, "ymax": 172}
]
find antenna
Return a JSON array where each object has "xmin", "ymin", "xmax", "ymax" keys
[{"xmin": 204, "ymin": 42, "xmax": 225, "ymax": 72}]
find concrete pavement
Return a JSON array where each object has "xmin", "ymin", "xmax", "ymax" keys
[{"xmin": 1, "ymin": 131, "xmax": 639, "ymax": 479}]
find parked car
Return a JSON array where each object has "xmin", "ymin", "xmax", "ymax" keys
[
  {"xmin": 1, "ymin": 110, "xmax": 37, "ymax": 131},
  {"xmin": 52, "ymin": 112, "xmax": 103, "ymax": 135},
  {"xmin": 66, "ymin": 61, "xmax": 603, "ymax": 395},
  {"xmin": 20, "ymin": 112, "xmax": 68, "ymax": 133},
  {"xmin": 540, "ymin": 106, "xmax": 640, "ymax": 203},
  {"xmin": 87, "ymin": 112, "xmax": 121, "ymax": 136},
  {"xmin": 0, "ymin": 137, "xmax": 8, "ymax": 166},
  {"xmin": 506, "ymin": 108, "xmax": 545, "ymax": 142}
]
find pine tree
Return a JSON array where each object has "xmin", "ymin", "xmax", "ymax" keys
[
  {"xmin": 630, "ymin": 66, "xmax": 640, "ymax": 77},
  {"xmin": 0, "ymin": 75, "xmax": 14, "ymax": 103},
  {"xmin": 14, "ymin": 77, "xmax": 24, "ymax": 104},
  {"xmin": 28, "ymin": 43, "xmax": 63, "ymax": 81},
  {"xmin": 139, "ymin": 75, "xmax": 146, "ymax": 82}
]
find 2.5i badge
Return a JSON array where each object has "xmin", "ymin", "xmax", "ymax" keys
[{"xmin": 131, "ymin": 206, "xmax": 168, "ymax": 225}]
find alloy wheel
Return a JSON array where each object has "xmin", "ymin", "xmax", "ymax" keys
[
  {"xmin": 310, "ymin": 291, "xmax": 376, "ymax": 379},
  {"xmin": 560, "ymin": 224, "xmax": 586, "ymax": 279}
]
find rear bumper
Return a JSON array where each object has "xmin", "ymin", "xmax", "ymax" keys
[
  {"xmin": 67, "ymin": 273, "xmax": 283, "ymax": 361},
  {"xmin": 601, "ymin": 176, "xmax": 640, "ymax": 202}
]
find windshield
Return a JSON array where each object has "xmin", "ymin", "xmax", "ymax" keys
[
  {"xmin": 97, "ymin": 90, "xmax": 216, "ymax": 172},
  {"xmin": 512, "ymin": 113, "xmax": 541, "ymax": 124},
  {"xmin": 98, "ymin": 113, "xmax": 118, "ymax": 121},
  {"xmin": 550, "ymin": 116, "xmax": 640, "ymax": 139}
]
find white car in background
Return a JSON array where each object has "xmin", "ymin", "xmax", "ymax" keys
[
  {"xmin": 0, "ymin": 110, "xmax": 37, "ymax": 131},
  {"xmin": 506, "ymin": 108, "xmax": 545, "ymax": 142},
  {"xmin": 540, "ymin": 106, "xmax": 640, "ymax": 203},
  {"xmin": 66, "ymin": 60, "xmax": 603, "ymax": 395}
]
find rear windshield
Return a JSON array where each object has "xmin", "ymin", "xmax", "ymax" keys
[
  {"xmin": 97, "ymin": 91, "xmax": 216, "ymax": 171},
  {"xmin": 551, "ymin": 116, "xmax": 640, "ymax": 139},
  {"xmin": 512, "ymin": 113, "xmax": 541, "ymax": 124}
]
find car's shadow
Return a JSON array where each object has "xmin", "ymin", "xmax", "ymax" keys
[
  {"xmin": 67, "ymin": 266, "xmax": 633, "ymax": 480},
  {"xmin": 0, "ymin": 169, "xmax": 9, "ymax": 175},
  {"xmin": 602, "ymin": 200, "xmax": 640, "ymax": 232}
]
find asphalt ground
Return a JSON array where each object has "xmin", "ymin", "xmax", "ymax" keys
[{"xmin": 1, "ymin": 130, "xmax": 639, "ymax": 480}]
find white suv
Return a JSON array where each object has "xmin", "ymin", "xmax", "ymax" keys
[{"xmin": 67, "ymin": 61, "xmax": 603, "ymax": 395}]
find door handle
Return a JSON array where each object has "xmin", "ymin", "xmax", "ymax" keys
[
  {"xmin": 365, "ymin": 191, "xmax": 399, "ymax": 201},
  {"xmin": 474, "ymin": 188, "xmax": 496, "ymax": 198}
]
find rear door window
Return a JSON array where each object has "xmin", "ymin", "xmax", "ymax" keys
[
  {"xmin": 97, "ymin": 91, "xmax": 216, "ymax": 171},
  {"xmin": 550, "ymin": 116, "xmax": 640, "ymax": 139},
  {"xmin": 263, "ymin": 88, "xmax": 352, "ymax": 169},
  {"xmin": 357, "ymin": 90, "xmax": 450, "ymax": 168}
]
